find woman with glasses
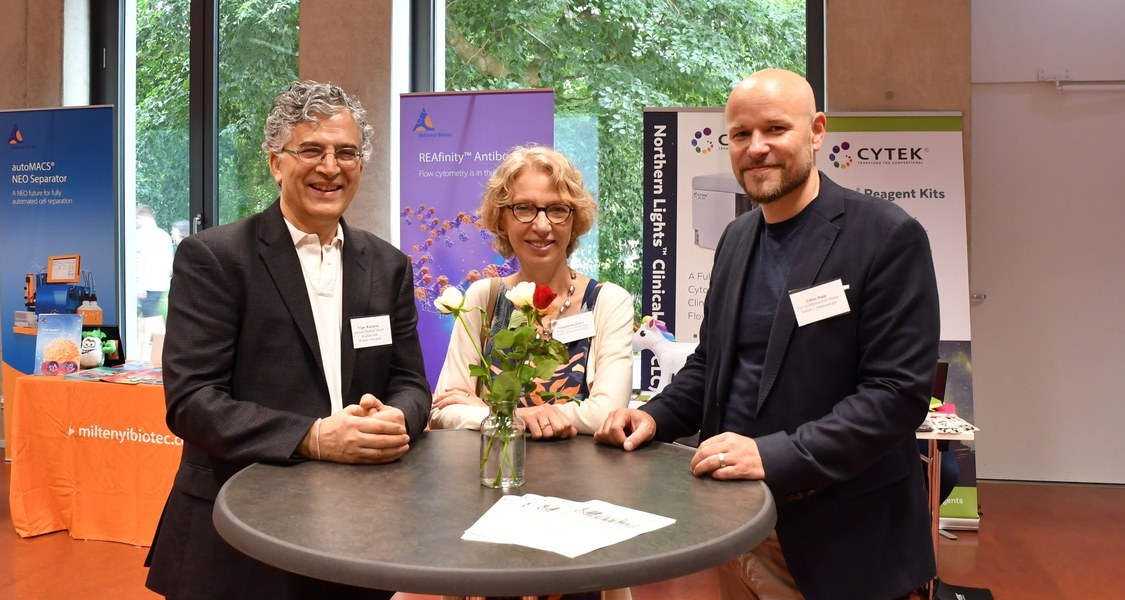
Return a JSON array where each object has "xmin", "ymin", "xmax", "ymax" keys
[
  {"xmin": 430, "ymin": 146, "xmax": 633, "ymax": 600},
  {"xmin": 430, "ymin": 145, "xmax": 634, "ymax": 444}
]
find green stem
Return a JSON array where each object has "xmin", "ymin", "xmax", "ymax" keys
[
  {"xmin": 480, "ymin": 431, "xmax": 497, "ymax": 471},
  {"xmin": 480, "ymin": 420, "xmax": 517, "ymax": 487},
  {"xmin": 456, "ymin": 313, "xmax": 489, "ymax": 368},
  {"xmin": 494, "ymin": 435, "xmax": 508, "ymax": 487},
  {"xmin": 456, "ymin": 311, "xmax": 492, "ymax": 396}
]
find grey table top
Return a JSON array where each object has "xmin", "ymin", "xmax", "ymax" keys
[{"xmin": 213, "ymin": 429, "xmax": 776, "ymax": 597}]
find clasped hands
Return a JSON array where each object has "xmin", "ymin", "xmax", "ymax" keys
[
  {"xmin": 301, "ymin": 393, "xmax": 409, "ymax": 464},
  {"xmin": 594, "ymin": 408, "xmax": 766, "ymax": 480},
  {"xmin": 432, "ymin": 387, "xmax": 577, "ymax": 439}
]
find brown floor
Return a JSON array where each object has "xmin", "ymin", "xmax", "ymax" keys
[{"xmin": 3, "ymin": 447, "xmax": 1122, "ymax": 599}]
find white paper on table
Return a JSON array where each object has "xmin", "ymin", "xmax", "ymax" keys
[{"xmin": 462, "ymin": 494, "xmax": 676, "ymax": 558}]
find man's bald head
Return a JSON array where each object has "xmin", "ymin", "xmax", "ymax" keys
[
  {"xmin": 723, "ymin": 68, "xmax": 826, "ymax": 221},
  {"xmin": 727, "ymin": 68, "xmax": 818, "ymax": 123}
]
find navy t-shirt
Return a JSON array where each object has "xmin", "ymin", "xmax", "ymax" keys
[{"xmin": 723, "ymin": 205, "xmax": 812, "ymax": 435}]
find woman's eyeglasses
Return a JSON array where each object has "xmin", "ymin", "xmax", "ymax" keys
[{"xmin": 508, "ymin": 203, "xmax": 574, "ymax": 224}]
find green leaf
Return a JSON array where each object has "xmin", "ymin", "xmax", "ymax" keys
[
  {"xmin": 534, "ymin": 360, "xmax": 560, "ymax": 379},
  {"xmin": 493, "ymin": 328, "xmax": 517, "ymax": 349},
  {"xmin": 513, "ymin": 325, "xmax": 537, "ymax": 346},
  {"xmin": 490, "ymin": 370, "xmax": 522, "ymax": 399}
]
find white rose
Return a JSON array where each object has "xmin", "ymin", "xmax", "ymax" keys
[
  {"xmin": 435, "ymin": 286, "xmax": 465, "ymax": 314},
  {"xmin": 504, "ymin": 281, "xmax": 537, "ymax": 309}
]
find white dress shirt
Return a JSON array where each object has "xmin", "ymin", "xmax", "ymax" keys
[{"xmin": 284, "ymin": 218, "xmax": 345, "ymax": 414}]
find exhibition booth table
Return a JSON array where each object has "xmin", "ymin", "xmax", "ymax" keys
[
  {"xmin": 7, "ymin": 375, "xmax": 180, "ymax": 546},
  {"xmin": 918, "ymin": 413, "xmax": 978, "ymax": 599},
  {"xmin": 214, "ymin": 429, "xmax": 776, "ymax": 597}
]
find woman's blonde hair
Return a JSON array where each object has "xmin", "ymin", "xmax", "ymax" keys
[{"xmin": 479, "ymin": 145, "xmax": 596, "ymax": 258}]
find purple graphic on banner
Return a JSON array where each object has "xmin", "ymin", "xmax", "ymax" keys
[{"xmin": 400, "ymin": 90, "xmax": 554, "ymax": 387}]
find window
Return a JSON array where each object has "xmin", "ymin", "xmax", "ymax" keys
[
  {"xmin": 125, "ymin": 0, "xmax": 299, "ymax": 358},
  {"xmin": 133, "ymin": 0, "xmax": 299, "ymax": 229},
  {"xmin": 134, "ymin": 0, "xmax": 191, "ymax": 237},
  {"xmin": 440, "ymin": 1, "xmax": 811, "ymax": 312},
  {"xmin": 216, "ymin": 0, "xmax": 300, "ymax": 224},
  {"xmin": 101, "ymin": 1, "xmax": 812, "ymax": 355}
]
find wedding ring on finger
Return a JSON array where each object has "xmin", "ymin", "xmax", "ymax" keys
[{"xmin": 718, "ymin": 452, "xmax": 726, "ymax": 469}]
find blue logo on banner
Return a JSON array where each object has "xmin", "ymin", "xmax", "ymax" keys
[{"xmin": 413, "ymin": 108, "xmax": 435, "ymax": 132}]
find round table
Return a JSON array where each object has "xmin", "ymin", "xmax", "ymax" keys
[{"xmin": 213, "ymin": 429, "xmax": 775, "ymax": 597}]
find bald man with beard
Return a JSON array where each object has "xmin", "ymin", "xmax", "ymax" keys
[{"xmin": 596, "ymin": 69, "xmax": 939, "ymax": 599}]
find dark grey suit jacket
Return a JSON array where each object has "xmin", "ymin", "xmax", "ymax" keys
[
  {"xmin": 644, "ymin": 173, "xmax": 940, "ymax": 600},
  {"xmin": 146, "ymin": 201, "xmax": 430, "ymax": 599}
]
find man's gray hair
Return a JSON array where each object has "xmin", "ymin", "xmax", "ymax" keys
[{"xmin": 261, "ymin": 81, "xmax": 373, "ymax": 163}]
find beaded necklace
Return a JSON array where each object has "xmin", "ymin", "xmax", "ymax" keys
[{"xmin": 543, "ymin": 269, "xmax": 577, "ymax": 339}]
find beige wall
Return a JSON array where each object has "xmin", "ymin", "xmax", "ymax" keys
[
  {"xmin": 825, "ymin": 0, "xmax": 973, "ymax": 247},
  {"xmin": 0, "ymin": 0, "xmax": 63, "ymax": 110},
  {"xmin": 299, "ymin": 0, "xmax": 394, "ymax": 239}
]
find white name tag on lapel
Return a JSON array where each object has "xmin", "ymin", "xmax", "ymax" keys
[
  {"xmin": 551, "ymin": 312, "xmax": 596, "ymax": 344},
  {"xmin": 789, "ymin": 279, "xmax": 851, "ymax": 327},
  {"xmin": 351, "ymin": 315, "xmax": 392, "ymax": 348}
]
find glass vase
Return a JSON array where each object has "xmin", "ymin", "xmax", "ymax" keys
[{"xmin": 479, "ymin": 410, "xmax": 526, "ymax": 489}]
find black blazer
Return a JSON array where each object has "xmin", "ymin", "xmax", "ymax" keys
[
  {"xmin": 644, "ymin": 174, "xmax": 940, "ymax": 599},
  {"xmin": 146, "ymin": 201, "xmax": 430, "ymax": 599}
]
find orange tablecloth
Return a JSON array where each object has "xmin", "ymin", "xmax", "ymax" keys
[{"xmin": 7, "ymin": 375, "xmax": 181, "ymax": 546}]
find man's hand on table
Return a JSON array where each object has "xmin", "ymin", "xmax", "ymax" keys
[
  {"xmin": 301, "ymin": 393, "xmax": 410, "ymax": 464},
  {"xmin": 691, "ymin": 432, "xmax": 766, "ymax": 480}
]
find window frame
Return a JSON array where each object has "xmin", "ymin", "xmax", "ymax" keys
[{"xmin": 409, "ymin": 0, "xmax": 825, "ymax": 106}]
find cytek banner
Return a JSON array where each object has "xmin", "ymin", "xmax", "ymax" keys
[
  {"xmin": 641, "ymin": 109, "xmax": 978, "ymax": 525},
  {"xmin": 399, "ymin": 90, "xmax": 554, "ymax": 387},
  {"xmin": 820, "ymin": 113, "xmax": 977, "ymax": 526}
]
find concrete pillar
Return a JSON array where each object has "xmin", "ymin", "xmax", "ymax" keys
[{"xmin": 299, "ymin": 0, "xmax": 394, "ymax": 238}]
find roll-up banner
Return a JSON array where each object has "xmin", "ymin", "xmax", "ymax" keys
[
  {"xmin": 399, "ymin": 90, "xmax": 554, "ymax": 388},
  {"xmin": 641, "ymin": 109, "xmax": 977, "ymax": 526},
  {"xmin": 1, "ymin": 106, "xmax": 119, "ymax": 446}
]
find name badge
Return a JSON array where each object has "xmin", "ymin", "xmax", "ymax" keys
[
  {"xmin": 789, "ymin": 279, "xmax": 851, "ymax": 327},
  {"xmin": 351, "ymin": 315, "xmax": 392, "ymax": 348},
  {"xmin": 551, "ymin": 312, "xmax": 595, "ymax": 344}
]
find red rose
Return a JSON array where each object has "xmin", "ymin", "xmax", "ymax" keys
[{"xmin": 532, "ymin": 284, "xmax": 557, "ymax": 310}]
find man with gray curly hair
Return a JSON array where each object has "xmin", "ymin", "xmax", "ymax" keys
[
  {"xmin": 261, "ymin": 80, "xmax": 374, "ymax": 167},
  {"xmin": 145, "ymin": 81, "xmax": 430, "ymax": 599}
]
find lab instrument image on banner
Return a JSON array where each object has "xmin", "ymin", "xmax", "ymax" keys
[
  {"xmin": 691, "ymin": 173, "xmax": 755, "ymax": 249},
  {"xmin": 13, "ymin": 254, "xmax": 103, "ymax": 334}
]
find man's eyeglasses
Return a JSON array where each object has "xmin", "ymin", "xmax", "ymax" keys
[
  {"xmin": 508, "ymin": 203, "xmax": 574, "ymax": 224},
  {"xmin": 282, "ymin": 146, "xmax": 363, "ymax": 165}
]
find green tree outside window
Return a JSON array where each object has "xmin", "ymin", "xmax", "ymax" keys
[
  {"xmin": 445, "ymin": 0, "xmax": 805, "ymax": 316},
  {"xmin": 135, "ymin": 0, "xmax": 300, "ymax": 230}
]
